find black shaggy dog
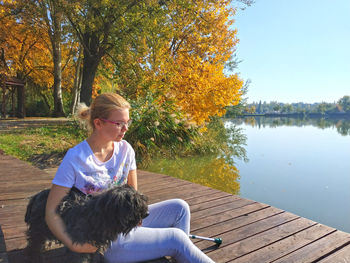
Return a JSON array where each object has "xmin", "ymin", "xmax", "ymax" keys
[{"xmin": 24, "ymin": 184, "xmax": 149, "ymax": 263}]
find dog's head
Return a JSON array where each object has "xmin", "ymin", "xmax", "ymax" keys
[{"xmin": 94, "ymin": 184, "xmax": 149, "ymax": 240}]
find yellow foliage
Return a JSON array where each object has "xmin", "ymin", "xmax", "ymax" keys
[
  {"xmin": 72, "ymin": 0, "xmax": 244, "ymax": 123},
  {"xmin": 144, "ymin": 0, "xmax": 244, "ymax": 126},
  {"xmin": 167, "ymin": 54, "xmax": 243, "ymax": 125},
  {"xmin": 145, "ymin": 155, "xmax": 240, "ymax": 195},
  {"xmin": 1, "ymin": 3, "xmax": 50, "ymax": 83},
  {"xmin": 1, "ymin": 2, "xmax": 76, "ymax": 92}
]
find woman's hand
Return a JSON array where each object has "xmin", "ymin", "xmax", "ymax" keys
[
  {"xmin": 68, "ymin": 242, "xmax": 98, "ymax": 253},
  {"xmin": 46, "ymin": 185, "xmax": 98, "ymax": 254}
]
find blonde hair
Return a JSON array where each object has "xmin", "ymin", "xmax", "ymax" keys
[{"xmin": 77, "ymin": 93, "xmax": 130, "ymax": 130}]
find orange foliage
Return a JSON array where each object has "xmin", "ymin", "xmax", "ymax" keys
[
  {"xmin": 0, "ymin": 2, "xmax": 51, "ymax": 84},
  {"xmin": 0, "ymin": 1, "xmax": 75, "ymax": 92}
]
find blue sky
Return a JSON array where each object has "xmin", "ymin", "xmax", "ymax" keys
[{"xmin": 234, "ymin": 0, "xmax": 350, "ymax": 104}]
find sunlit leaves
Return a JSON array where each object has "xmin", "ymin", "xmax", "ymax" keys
[{"xmin": 138, "ymin": 0, "xmax": 244, "ymax": 126}]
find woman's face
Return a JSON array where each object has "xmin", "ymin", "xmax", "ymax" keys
[{"xmin": 99, "ymin": 108, "xmax": 130, "ymax": 142}]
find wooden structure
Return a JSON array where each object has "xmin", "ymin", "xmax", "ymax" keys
[
  {"xmin": 0, "ymin": 74, "xmax": 25, "ymax": 118},
  {"xmin": 1, "ymin": 152, "xmax": 350, "ymax": 262}
]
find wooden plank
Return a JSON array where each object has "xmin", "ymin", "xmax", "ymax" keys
[
  {"xmin": 318, "ymin": 244, "xmax": 350, "ymax": 263},
  {"xmin": 273, "ymin": 230, "xmax": 350, "ymax": 263},
  {"xmin": 0, "ymin": 174, "xmax": 52, "ymax": 183},
  {"xmin": 141, "ymin": 180, "xmax": 193, "ymax": 194},
  {"xmin": 196, "ymin": 211, "xmax": 300, "ymax": 250},
  {"xmin": 205, "ymin": 216, "xmax": 315, "ymax": 262},
  {"xmin": 190, "ymin": 195, "xmax": 241, "ymax": 213},
  {"xmin": 0, "ymin": 204, "xmax": 28, "ymax": 220},
  {"xmin": 191, "ymin": 198, "xmax": 255, "ymax": 221},
  {"xmin": 191, "ymin": 202, "xmax": 269, "ymax": 232},
  {"xmin": 0, "ymin": 192, "xmax": 39, "ymax": 202},
  {"xmin": 233, "ymin": 224, "xmax": 336, "ymax": 263},
  {"xmin": 185, "ymin": 191, "xmax": 232, "ymax": 206},
  {"xmin": 1, "ymin": 225, "xmax": 27, "ymax": 240},
  {"xmin": 147, "ymin": 184, "xmax": 215, "ymax": 203},
  {"xmin": 138, "ymin": 170, "xmax": 171, "ymax": 181},
  {"xmin": 138, "ymin": 176, "xmax": 182, "ymax": 187},
  {"xmin": 0, "ymin": 180, "xmax": 51, "ymax": 188},
  {"xmin": 192, "ymin": 206, "xmax": 284, "ymax": 241},
  {"xmin": 138, "ymin": 176, "xmax": 189, "ymax": 189},
  {"xmin": 0, "ymin": 215, "xmax": 26, "ymax": 227},
  {"xmin": 145, "ymin": 182, "xmax": 210, "ymax": 198},
  {"xmin": 0, "ymin": 199, "xmax": 28, "ymax": 207},
  {"xmin": 3, "ymin": 236, "xmax": 27, "ymax": 251}
]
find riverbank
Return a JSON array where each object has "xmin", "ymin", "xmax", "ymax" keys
[{"xmin": 240, "ymin": 112, "xmax": 350, "ymax": 118}]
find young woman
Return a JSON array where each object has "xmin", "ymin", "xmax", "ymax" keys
[{"xmin": 45, "ymin": 93, "xmax": 215, "ymax": 263}]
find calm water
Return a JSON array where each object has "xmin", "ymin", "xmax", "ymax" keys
[
  {"xmin": 231, "ymin": 117, "xmax": 350, "ymax": 233},
  {"xmin": 145, "ymin": 117, "xmax": 350, "ymax": 233}
]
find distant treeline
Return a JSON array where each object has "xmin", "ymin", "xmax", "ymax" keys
[
  {"xmin": 226, "ymin": 95, "xmax": 350, "ymax": 117},
  {"xmin": 232, "ymin": 116, "xmax": 350, "ymax": 136}
]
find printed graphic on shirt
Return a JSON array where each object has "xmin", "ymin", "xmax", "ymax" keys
[
  {"xmin": 112, "ymin": 162, "xmax": 128, "ymax": 186},
  {"xmin": 78, "ymin": 165, "xmax": 128, "ymax": 194},
  {"xmin": 79, "ymin": 170, "xmax": 113, "ymax": 194}
]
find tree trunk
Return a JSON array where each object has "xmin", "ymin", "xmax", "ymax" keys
[
  {"xmin": 70, "ymin": 47, "xmax": 82, "ymax": 114},
  {"xmin": 79, "ymin": 33, "xmax": 102, "ymax": 106},
  {"xmin": 52, "ymin": 41, "xmax": 65, "ymax": 117},
  {"xmin": 17, "ymin": 85, "xmax": 25, "ymax": 118},
  {"xmin": 50, "ymin": 1, "xmax": 65, "ymax": 117}
]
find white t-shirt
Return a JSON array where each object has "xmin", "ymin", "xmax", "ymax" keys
[{"xmin": 52, "ymin": 140, "xmax": 136, "ymax": 195}]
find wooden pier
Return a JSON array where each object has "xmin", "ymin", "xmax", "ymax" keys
[{"xmin": 1, "ymin": 152, "xmax": 350, "ymax": 262}]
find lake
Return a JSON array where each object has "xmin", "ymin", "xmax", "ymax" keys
[{"xmin": 144, "ymin": 117, "xmax": 350, "ymax": 233}]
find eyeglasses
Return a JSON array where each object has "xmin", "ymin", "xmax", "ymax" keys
[{"xmin": 100, "ymin": 119, "xmax": 132, "ymax": 129}]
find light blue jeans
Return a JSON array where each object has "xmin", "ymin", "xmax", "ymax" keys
[{"xmin": 104, "ymin": 199, "xmax": 215, "ymax": 263}]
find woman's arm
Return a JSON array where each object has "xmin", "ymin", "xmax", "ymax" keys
[
  {"xmin": 45, "ymin": 184, "xmax": 97, "ymax": 253},
  {"xmin": 127, "ymin": 170, "xmax": 138, "ymax": 190}
]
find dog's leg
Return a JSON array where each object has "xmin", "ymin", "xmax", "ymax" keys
[
  {"xmin": 91, "ymin": 251, "xmax": 105, "ymax": 263},
  {"xmin": 64, "ymin": 249, "xmax": 94, "ymax": 263},
  {"xmin": 24, "ymin": 227, "xmax": 46, "ymax": 263}
]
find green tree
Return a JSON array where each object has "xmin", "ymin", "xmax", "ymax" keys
[
  {"xmin": 273, "ymin": 104, "xmax": 281, "ymax": 112},
  {"xmin": 281, "ymin": 104, "xmax": 293, "ymax": 113},
  {"xmin": 61, "ymin": 0, "xmax": 160, "ymax": 105},
  {"xmin": 225, "ymin": 79, "xmax": 250, "ymax": 117},
  {"xmin": 257, "ymin": 100, "xmax": 262, "ymax": 113},
  {"xmin": 317, "ymin": 103, "xmax": 327, "ymax": 115},
  {"xmin": 338, "ymin": 96, "xmax": 350, "ymax": 113}
]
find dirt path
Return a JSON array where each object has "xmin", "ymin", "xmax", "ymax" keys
[{"xmin": 0, "ymin": 117, "xmax": 72, "ymax": 132}]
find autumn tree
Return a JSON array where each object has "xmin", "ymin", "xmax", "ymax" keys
[
  {"xmin": 60, "ymin": 0, "xmax": 161, "ymax": 105},
  {"xmin": 17, "ymin": 0, "xmax": 69, "ymax": 116},
  {"xmin": 0, "ymin": 1, "xmax": 51, "ymax": 86},
  {"xmin": 134, "ymin": 0, "xmax": 244, "ymax": 125},
  {"xmin": 62, "ymin": 0, "xmax": 246, "ymax": 113}
]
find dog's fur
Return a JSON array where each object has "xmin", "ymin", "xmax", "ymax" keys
[{"xmin": 24, "ymin": 184, "xmax": 149, "ymax": 263}]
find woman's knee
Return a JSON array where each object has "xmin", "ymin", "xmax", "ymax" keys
[
  {"xmin": 172, "ymin": 199, "xmax": 190, "ymax": 213},
  {"xmin": 171, "ymin": 228, "xmax": 190, "ymax": 244}
]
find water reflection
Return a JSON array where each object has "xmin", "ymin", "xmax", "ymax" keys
[
  {"xmin": 231, "ymin": 116, "xmax": 350, "ymax": 136},
  {"xmin": 232, "ymin": 116, "xmax": 350, "ymax": 232},
  {"xmin": 144, "ymin": 155, "xmax": 240, "ymax": 194},
  {"xmin": 142, "ymin": 122, "xmax": 247, "ymax": 195}
]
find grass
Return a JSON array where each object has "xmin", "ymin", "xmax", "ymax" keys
[
  {"xmin": 0, "ymin": 124, "xmax": 87, "ymax": 165},
  {"xmin": 0, "ymin": 118, "xmax": 246, "ymax": 172}
]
